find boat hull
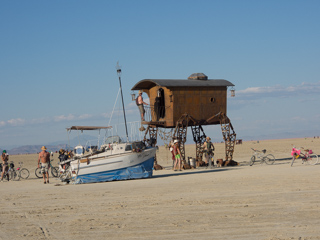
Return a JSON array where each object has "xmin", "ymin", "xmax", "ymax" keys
[{"xmin": 71, "ymin": 147, "xmax": 156, "ymax": 184}]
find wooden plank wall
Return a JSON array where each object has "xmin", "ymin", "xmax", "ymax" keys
[
  {"xmin": 172, "ymin": 87, "xmax": 227, "ymax": 127},
  {"xmin": 147, "ymin": 86, "xmax": 227, "ymax": 128}
]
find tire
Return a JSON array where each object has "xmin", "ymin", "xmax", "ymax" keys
[
  {"xmin": 264, "ymin": 154, "xmax": 275, "ymax": 165},
  {"xmin": 35, "ymin": 167, "xmax": 42, "ymax": 178},
  {"xmin": 60, "ymin": 167, "xmax": 72, "ymax": 181},
  {"xmin": 11, "ymin": 170, "xmax": 19, "ymax": 181},
  {"xmin": 19, "ymin": 168, "xmax": 30, "ymax": 179},
  {"xmin": 3, "ymin": 171, "xmax": 11, "ymax": 181},
  {"xmin": 291, "ymin": 156, "xmax": 296, "ymax": 167},
  {"xmin": 306, "ymin": 153, "xmax": 319, "ymax": 165},
  {"xmin": 51, "ymin": 167, "xmax": 59, "ymax": 178},
  {"xmin": 250, "ymin": 156, "xmax": 255, "ymax": 166}
]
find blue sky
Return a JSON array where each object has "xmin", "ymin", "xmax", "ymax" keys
[{"xmin": 1, "ymin": 0, "xmax": 320, "ymax": 149}]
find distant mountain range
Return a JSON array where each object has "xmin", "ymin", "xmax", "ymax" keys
[
  {"xmin": 3, "ymin": 134, "xmax": 96, "ymax": 155},
  {"xmin": 7, "ymin": 144, "xmax": 69, "ymax": 155}
]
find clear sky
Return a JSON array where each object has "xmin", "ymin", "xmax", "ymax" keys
[{"xmin": 1, "ymin": 0, "xmax": 320, "ymax": 149}]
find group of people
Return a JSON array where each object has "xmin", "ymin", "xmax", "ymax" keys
[
  {"xmin": 1, "ymin": 146, "xmax": 55, "ymax": 184},
  {"xmin": 38, "ymin": 147, "xmax": 72, "ymax": 184},
  {"xmin": 169, "ymin": 139, "xmax": 182, "ymax": 171},
  {"xmin": 169, "ymin": 136, "xmax": 215, "ymax": 170}
]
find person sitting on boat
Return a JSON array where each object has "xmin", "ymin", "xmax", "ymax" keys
[
  {"xmin": 136, "ymin": 90, "xmax": 148, "ymax": 121},
  {"xmin": 67, "ymin": 150, "xmax": 73, "ymax": 159}
]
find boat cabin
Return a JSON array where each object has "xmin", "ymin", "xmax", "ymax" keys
[{"xmin": 131, "ymin": 73, "xmax": 234, "ymax": 128}]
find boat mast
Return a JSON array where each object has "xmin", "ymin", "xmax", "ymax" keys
[{"xmin": 116, "ymin": 62, "xmax": 129, "ymax": 142}]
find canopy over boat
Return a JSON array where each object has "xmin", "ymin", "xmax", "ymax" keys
[{"xmin": 66, "ymin": 126, "xmax": 112, "ymax": 131}]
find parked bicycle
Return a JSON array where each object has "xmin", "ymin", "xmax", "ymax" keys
[
  {"xmin": 10, "ymin": 162, "xmax": 30, "ymax": 180},
  {"xmin": 0, "ymin": 161, "xmax": 29, "ymax": 181},
  {"xmin": 250, "ymin": 148, "xmax": 275, "ymax": 166},
  {"xmin": 58, "ymin": 159, "xmax": 72, "ymax": 182},
  {"xmin": 35, "ymin": 160, "xmax": 59, "ymax": 178},
  {"xmin": 291, "ymin": 146, "xmax": 318, "ymax": 166}
]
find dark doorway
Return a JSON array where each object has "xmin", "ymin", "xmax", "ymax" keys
[{"xmin": 154, "ymin": 88, "xmax": 165, "ymax": 120}]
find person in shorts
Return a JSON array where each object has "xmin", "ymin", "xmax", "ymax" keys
[
  {"xmin": 202, "ymin": 136, "xmax": 215, "ymax": 166},
  {"xmin": 169, "ymin": 141, "xmax": 175, "ymax": 169},
  {"xmin": 1, "ymin": 150, "xmax": 9, "ymax": 181},
  {"xmin": 136, "ymin": 90, "xmax": 148, "ymax": 121},
  {"xmin": 38, "ymin": 146, "xmax": 50, "ymax": 184},
  {"xmin": 173, "ymin": 140, "xmax": 182, "ymax": 171}
]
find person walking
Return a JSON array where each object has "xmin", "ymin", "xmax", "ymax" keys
[
  {"xmin": 1, "ymin": 150, "xmax": 9, "ymax": 181},
  {"xmin": 136, "ymin": 90, "xmax": 148, "ymax": 121},
  {"xmin": 173, "ymin": 140, "xmax": 182, "ymax": 171},
  {"xmin": 38, "ymin": 146, "xmax": 50, "ymax": 184},
  {"xmin": 203, "ymin": 137, "xmax": 215, "ymax": 167}
]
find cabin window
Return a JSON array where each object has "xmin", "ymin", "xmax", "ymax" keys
[{"xmin": 125, "ymin": 145, "xmax": 132, "ymax": 151}]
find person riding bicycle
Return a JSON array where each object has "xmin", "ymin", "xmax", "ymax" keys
[{"xmin": 1, "ymin": 150, "xmax": 9, "ymax": 181}]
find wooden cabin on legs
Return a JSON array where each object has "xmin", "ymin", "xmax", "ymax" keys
[{"xmin": 131, "ymin": 73, "xmax": 236, "ymax": 165}]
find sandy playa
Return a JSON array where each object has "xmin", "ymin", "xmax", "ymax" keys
[{"xmin": 1, "ymin": 137, "xmax": 320, "ymax": 240}]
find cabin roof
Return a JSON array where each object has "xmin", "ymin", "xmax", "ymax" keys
[{"xmin": 131, "ymin": 79, "xmax": 234, "ymax": 90}]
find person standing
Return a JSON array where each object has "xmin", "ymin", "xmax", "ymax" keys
[
  {"xmin": 173, "ymin": 140, "xmax": 182, "ymax": 171},
  {"xmin": 38, "ymin": 146, "xmax": 50, "ymax": 184},
  {"xmin": 136, "ymin": 90, "xmax": 148, "ymax": 121},
  {"xmin": 169, "ymin": 141, "xmax": 175, "ymax": 169},
  {"xmin": 1, "ymin": 150, "xmax": 9, "ymax": 181},
  {"xmin": 203, "ymin": 137, "xmax": 215, "ymax": 167}
]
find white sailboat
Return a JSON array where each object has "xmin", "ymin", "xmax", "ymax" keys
[{"xmin": 59, "ymin": 64, "xmax": 156, "ymax": 184}]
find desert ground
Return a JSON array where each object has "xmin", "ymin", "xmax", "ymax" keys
[{"xmin": 1, "ymin": 137, "xmax": 320, "ymax": 240}]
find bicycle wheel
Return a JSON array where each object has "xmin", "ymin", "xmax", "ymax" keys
[
  {"xmin": 264, "ymin": 154, "xmax": 275, "ymax": 165},
  {"xmin": 51, "ymin": 167, "xmax": 59, "ymax": 178},
  {"xmin": 306, "ymin": 153, "xmax": 319, "ymax": 165},
  {"xmin": 35, "ymin": 167, "xmax": 42, "ymax": 178},
  {"xmin": 60, "ymin": 167, "xmax": 72, "ymax": 181},
  {"xmin": 291, "ymin": 156, "xmax": 296, "ymax": 167},
  {"xmin": 10, "ymin": 170, "xmax": 19, "ymax": 181},
  {"xmin": 4, "ymin": 170, "xmax": 13, "ymax": 181},
  {"xmin": 19, "ymin": 168, "xmax": 30, "ymax": 179},
  {"xmin": 3, "ymin": 171, "xmax": 11, "ymax": 181},
  {"xmin": 249, "ymin": 156, "xmax": 255, "ymax": 166}
]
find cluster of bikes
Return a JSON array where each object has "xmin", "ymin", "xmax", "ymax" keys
[
  {"xmin": 0, "ymin": 161, "xmax": 30, "ymax": 181},
  {"xmin": 1, "ymin": 159, "xmax": 65, "ymax": 181},
  {"xmin": 249, "ymin": 146, "xmax": 319, "ymax": 166}
]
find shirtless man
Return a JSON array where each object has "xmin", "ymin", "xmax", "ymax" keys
[
  {"xmin": 38, "ymin": 146, "xmax": 50, "ymax": 184},
  {"xmin": 137, "ymin": 90, "xmax": 148, "ymax": 121}
]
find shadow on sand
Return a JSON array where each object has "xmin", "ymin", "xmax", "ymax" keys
[{"xmin": 152, "ymin": 167, "xmax": 237, "ymax": 179}]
